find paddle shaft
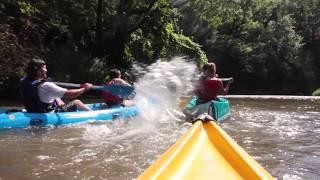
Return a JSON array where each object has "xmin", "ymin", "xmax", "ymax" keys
[
  {"xmin": 219, "ymin": 78, "xmax": 233, "ymax": 82},
  {"xmin": 54, "ymin": 82, "xmax": 135, "ymax": 99},
  {"xmin": 54, "ymin": 82, "xmax": 102, "ymax": 90}
]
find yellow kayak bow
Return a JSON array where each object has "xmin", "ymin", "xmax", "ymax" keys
[{"xmin": 138, "ymin": 117, "xmax": 273, "ymax": 180}]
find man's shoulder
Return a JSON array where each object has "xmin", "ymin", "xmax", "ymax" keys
[
  {"xmin": 41, "ymin": 81, "xmax": 55, "ymax": 87},
  {"xmin": 40, "ymin": 82, "xmax": 61, "ymax": 89},
  {"xmin": 113, "ymin": 78, "xmax": 127, "ymax": 84},
  {"xmin": 39, "ymin": 82, "xmax": 67, "ymax": 92}
]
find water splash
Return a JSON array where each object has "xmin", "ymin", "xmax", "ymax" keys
[
  {"xmin": 23, "ymin": 58, "xmax": 199, "ymax": 179},
  {"xmin": 133, "ymin": 57, "xmax": 198, "ymax": 124},
  {"xmin": 81, "ymin": 57, "xmax": 197, "ymax": 142}
]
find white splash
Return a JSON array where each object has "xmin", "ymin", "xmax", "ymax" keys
[
  {"xmin": 132, "ymin": 57, "xmax": 198, "ymax": 124},
  {"xmin": 81, "ymin": 57, "xmax": 198, "ymax": 143}
]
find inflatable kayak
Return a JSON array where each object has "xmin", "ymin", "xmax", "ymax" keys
[
  {"xmin": 138, "ymin": 115, "xmax": 274, "ymax": 179},
  {"xmin": 0, "ymin": 103, "xmax": 139, "ymax": 129},
  {"xmin": 183, "ymin": 96, "xmax": 230, "ymax": 121}
]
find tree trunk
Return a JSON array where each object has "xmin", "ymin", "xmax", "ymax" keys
[
  {"xmin": 108, "ymin": 30, "xmax": 127, "ymax": 68},
  {"xmin": 96, "ymin": 0, "xmax": 103, "ymax": 56}
]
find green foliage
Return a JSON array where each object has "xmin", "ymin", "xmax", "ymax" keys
[
  {"xmin": 312, "ymin": 88, "xmax": 320, "ymax": 96},
  {"xmin": 126, "ymin": 3, "xmax": 206, "ymax": 65},
  {"xmin": 1, "ymin": 0, "xmax": 320, "ymax": 96},
  {"xmin": 283, "ymin": 0, "xmax": 320, "ymax": 44},
  {"xmin": 177, "ymin": 0, "xmax": 308, "ymax": 93},
  {"xmin": 0, "ymin": 23, "xmax": 32, "ymax": 79},
  {"xmin": 164, "ymin": 23, "xmax": 207, "ymax": 65},
  {"xmin": 0, "ymin": 0, "xmax": 205, "ymax": 86}
]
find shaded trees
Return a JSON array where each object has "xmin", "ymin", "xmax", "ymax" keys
[
  {"xmin": 176, "ymin": 0, "xmax": 306, "ymax": 94},
  {"xmin": 1, "ymin": 0, "xmax": 320, "ymax": 96},
  {"xmin": 0, "ymin": 0, "xmax": 205, "ymax": 87}
]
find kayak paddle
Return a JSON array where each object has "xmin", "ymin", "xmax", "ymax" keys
[
  {"xmin": 54, "ymin": 82, "xmax": 135, "ymax": 99},
  {"xmin": 219, "ymin": 77, "xmax": 233, "ymax": 82}
]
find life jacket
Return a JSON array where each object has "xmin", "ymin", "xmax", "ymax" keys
[
  {"xmin": 101, "ymin": 80, "xmax": 122, "ymax": 105},
  {"xmin": 20, "ymin": 77, "xmax": 56, "ymax": 113},
  {"xmin": 197, "ymin": 78, "xmax": 220, "ymax": 104}
]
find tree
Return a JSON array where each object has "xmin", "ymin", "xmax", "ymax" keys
[{"xmin": 176, "ymin": 0, "xmax": 304, "ymax": 93}]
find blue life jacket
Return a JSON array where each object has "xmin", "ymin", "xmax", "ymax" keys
[{"xmin": 20, "ymin": 78, "xmax": 56, "ymax": 113}]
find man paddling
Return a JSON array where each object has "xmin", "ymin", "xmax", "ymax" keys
[{"xmin": 21, "ymin": 58, "xmax": 93, "ymax": 113}]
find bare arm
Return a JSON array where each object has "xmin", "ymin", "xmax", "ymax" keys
[
  {"xmin": 113, "ymin": 78, "xmax": 131, "ymax": 86},
  {"xmin": 63, "ymin": 88, "xmax": 86, "ymax": 98},
  {"xmin": 218, "ymin": 78, "xmax": 233, "ymax": 95},
  {"xmin": 63, "ymin": 83, "xmax": 92, "ymax": 98}
]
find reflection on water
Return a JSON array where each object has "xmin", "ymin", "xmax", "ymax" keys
[
  {"xmin": 1, "ymin": 98, "xmax": 319, "ymax": 179},
  {"xmin": 0, "ymin": 117, "xmax": 191, "ymax": 180},
  {"xmin": 1, "ymin": 58, "xmax": 320, "ymax": 179},
  {"xmin": 224, "ymin": 98, "xmax": 320, "ymax": 180}
]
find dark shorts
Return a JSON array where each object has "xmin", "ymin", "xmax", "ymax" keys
[{"xmin": 54, "ymin": 102, "xmax": 77, "ymax": 112}]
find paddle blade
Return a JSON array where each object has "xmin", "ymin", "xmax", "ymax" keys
[{"xmin": 101, "ymin": 84, "xmax": 135, "ymax": 98}]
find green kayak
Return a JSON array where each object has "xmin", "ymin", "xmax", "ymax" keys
[{"xmin": 183, "ymin": 96, "xmax": 230, "ymax": 122}]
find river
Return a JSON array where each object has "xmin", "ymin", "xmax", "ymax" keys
[{"xmin": 0, "ymin": 58, "xmax": 319, "ymax": 179}]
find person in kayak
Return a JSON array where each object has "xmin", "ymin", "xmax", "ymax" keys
[
  {"xmin": 21, "ymin": 58, "xmax": 93, "ymax": 113},
  {"xmin": 101, "ymin": 69, "xmax": 134, "ymax": 108},
  {"xmin": 195, "ymin": 62, "xmax": 233, "ymax": 104}
]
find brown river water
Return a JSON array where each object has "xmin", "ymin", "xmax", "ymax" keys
[
  {"xmin": 1, "ymin": 59, "xmax": 319, "ymax": 179},
  {"xmin": 0, "ymin": 96, "xmax": 319, "ymax": 180}
]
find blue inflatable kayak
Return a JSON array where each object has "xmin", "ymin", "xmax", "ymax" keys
[{"xmin": 0, "ymin": 103, "xmax": 139, "ymax": 129}]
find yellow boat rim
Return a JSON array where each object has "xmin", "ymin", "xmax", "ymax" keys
[{"xmin": 138, "ymin": 119, "xmax": 274, "ymax": 180}]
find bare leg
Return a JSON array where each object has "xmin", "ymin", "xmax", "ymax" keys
[
  {"xmin": 72, "ymin": 99, "xmax": 92, "ymax": 111},
  {"xmin": 55, "ymin": 98, "xmax": 65, "ymax": 106}
]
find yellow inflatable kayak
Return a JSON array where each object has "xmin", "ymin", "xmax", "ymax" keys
[{"xmin": 138, "ymin": 116, "xmax": 273, "ymax": 180}]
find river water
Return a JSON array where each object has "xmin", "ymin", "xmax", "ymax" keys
[{"xmin": 0, "ymin": 58, "xmax": 319, "ymax": 179}]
